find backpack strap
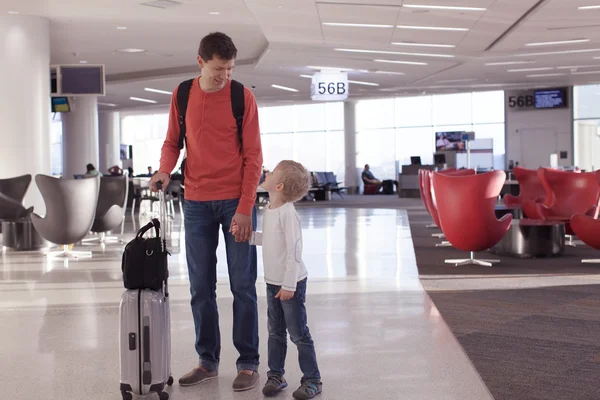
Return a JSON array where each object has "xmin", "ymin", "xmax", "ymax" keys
[
  {"xmin": 176, "ymin": 78, "xmax": 194, "ymax": 150},
  {"xmin": 230, "ymin": 79, "xmax": 245, "ymax": 148}
]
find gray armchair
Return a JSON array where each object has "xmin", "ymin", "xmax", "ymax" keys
[
  {"xmin": 0, "ymin": 174, "xmax": 32, "ymax": 204},
  {"xmin": 0, "ymin": 192, "xmax": 32, "ymax": 220},
  {"xmin": 84, "ymin": 176, "xmax": 128, "ymax": 244},
  {"xmin": 31, "ymin": 174, "xmax": 100, "ymax": 258}
]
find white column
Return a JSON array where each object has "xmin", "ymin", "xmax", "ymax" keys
[
  {"xmin": 98, "ymin": 111, "xmax": 121, "ymax": 173},
  {"xmin": 0, "ymin": 15, "xmax": 51, "ymax": 215},
  {"xmin": 62, "ymin": 96, "xmax": 99, "ymax": 178},
  {"xmin": 344, "ymin": 100, "xmax": 358, "ymax": 194}
]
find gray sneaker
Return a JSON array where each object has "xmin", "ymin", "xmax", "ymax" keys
[
  {"xmin": 263, "ymin": 375, "xmax": 288, "ymax": 396},
  {"xmin": 232, "ymin": 371, "xmax": 260, "ymax": 391},
  {"xmin": 178, "ymin": 367, "xmax": 218, "ymax": 387},
  {"xmin": 293, "ymin": 381, "xmax": 322, "ymax": 400}
]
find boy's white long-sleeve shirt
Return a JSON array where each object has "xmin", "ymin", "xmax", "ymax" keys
[{"xmin": 251, "ymin": 202, "xmax": 307, "ymax": 291}]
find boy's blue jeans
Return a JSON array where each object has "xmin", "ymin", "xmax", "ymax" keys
[
  {"xmin": 266, "ymin": 278, "xmax": 321, "ymax": 382},
  {"xmin": 184, "ymin": 198, "xmax": 259, "ymax": 373}
]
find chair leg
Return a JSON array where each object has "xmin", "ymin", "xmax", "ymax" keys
[
  {"xmin": 432, "ymin": 233, "xmax": 445, "ymax": 238},
  {"xmin": 82, "ymin": 232, "xmax": 124, "ymax": 245},
  {"xmin": 426, "ymin": 223, "xmax": 437, "ymax": 228},
  {"xmin": 46, "ymin": 244, "xmax": 92, "ymax": 259},
  {"xmin": 178, "ymin": 199, "xmax": 184, "ymax": 217},
  {"xmin": 435, "ymin": 241, "xmax": 451, "ymax": 247},
  {"xmin": 445, "ymin": 251, "xmax": 500, "ymax": 267}
]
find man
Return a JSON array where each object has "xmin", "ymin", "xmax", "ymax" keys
[
  {"xmin": 146, "ymin": 166, "xmax": 154, "ymax": 177},
  {"xmin": 361, "ymin": 164, "xmax": 381, "ymax": 186},
  {"xmin": 150, "ymin": 32, "xmax": 263, "ymax": 392}
]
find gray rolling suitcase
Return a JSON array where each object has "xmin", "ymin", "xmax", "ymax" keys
[{"xmin": 119, "ymin": 184, "xmax": 173, "ymax": 400}]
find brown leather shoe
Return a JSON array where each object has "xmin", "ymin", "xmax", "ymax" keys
[
  {"xmin": 232, "ymin": 371, "xmax": 260, "ymax": 391},
  {"xmin": 178, "ymin": 367, "xmax": 218, "ymax": 387}
]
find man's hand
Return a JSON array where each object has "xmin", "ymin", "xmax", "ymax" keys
[
  {"xmin": 275, "ymin": 289, "xmax": 295, "ymax": 301},
  {"xmin": 230, "ymin": 213, "xmax": 252, "ymax": 242},
  {"xmin": 150, "ymin": 172, "xmax": 170, "ymax": 192}
]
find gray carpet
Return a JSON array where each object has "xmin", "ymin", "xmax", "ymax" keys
[{"xmin": 407, "ymin": 207, "xmax": 600, "ymax": 400}]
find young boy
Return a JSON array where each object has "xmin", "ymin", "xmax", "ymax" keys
[{"xmin": 232, "ymin": 160, "xmax": 322, "ymax": 399}]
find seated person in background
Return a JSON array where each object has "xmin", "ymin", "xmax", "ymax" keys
[
  {"xmin": 127, "ymin": 167, "xmax": 134, "ymax": 176},
  {"xmin": 361, "ymin": 164, "xmax": 381, "ymax": 186},
  {"xmin": 84, "ymin": 163, "xmax": 102, "ymax": 177},
  {"xmin": 146, "ymin": 166, "xmax": 154, "ymax": 177},
  {"xmin": 108, "ymin": 165, "xmax": 123, "ymax": 176}
]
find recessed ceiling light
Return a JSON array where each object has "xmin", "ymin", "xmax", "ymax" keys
[
  {"xmin": 98, "ymin": 102, "xmax": 117, "ymax": 107},
  {"xmin": 374, "ymin": 71, "xmax": 406, "ymax": 75},
  {"xmin": 271, "ymin": 84, "xmax": 299, "ymax": 92},
  {"xmin": 334, "ymin": 48, "xmax": 454, "ymax": 58},
  {"xmin": 348, "ymin": 80, "xmax": 379, "ymax": 86},
  {"xmin": 130, "ymin": 96, "xmax": 157, "ymax": 104},
  {"xmin": 145, "ymin": 87, "xmax": 172, "ymax": 95},
  {"xmin": 556, "ymin": 65, "xmax": 597, "ymax": 69},
  {"xmin": 396, "ymin": 25, "xmax": 469, "ymax": 31},
  {"xmin": 484, "ymin": 61, "xmax": 536, "ymax": 66},
  {"xmin": 8, "ymin": 11, "xmax": 18, "ymax": 14},
  {"xmin": 436, "ymin": 78, "xmax": 477, "ymax": 83},
  {"xmin": 117, "ymin": 26, "xmax": 128, "ymax": 30},
  {"xmin": 391, "ymin": 42, "xmax": 455, "ymax": 48},
  {"xmin": 516, "ymin": 48, "xmax": 600, "ymax": 56},
  {"xmin": 299, "ymin": 74, "xmax": 312, "ymax": 79},
  {"xmin": 508, "ymin": 67, "xmax": 554, "ymax": 72},
  {"xmin": 118, "ymin": 48, "xmax": 146, "ymax": 53},
  {"xmin": 578, "ymin": 5, "xmax": 600, "ymax": 9},
  {"xmin": 571, "ymin": 70, "xmax": 600, "ymax": 75},
  {"xmin": 526, "ymin": 73, "xmax": 566, "ymax": 78},
  {"xmin": 79, "ymin": 61, "xmax": 88, "ymax": 64},
  {"xmin": 322, "ymin": 22, "xmax": 393, "ymax": 28},
  {"xmin": 403, "ymin": 4, "xmax": 486, "ymax": 11},
  {"xmin": 209, "ymin": 11, "xmax": 220, "ymax": 15},
  {"xmin": 374, "ymin": 59, "xmax": 428, "ymax": 66},
  {"xmin": 277, "ymin": 5, "xmax": 284, "ymax": 8},
  {"xmin": 306, "ymin": 65, "xmax": 368, "ymax": 72},
  {"xmin": 526, "ymin": 38, "xmax": 590, "ymax": 46}
]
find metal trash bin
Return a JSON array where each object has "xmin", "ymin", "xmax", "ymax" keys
[{"xmin": 2, "ymin": 217, "xmax": 45, "ymax": 251}]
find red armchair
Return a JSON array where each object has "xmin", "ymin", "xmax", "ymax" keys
[
  {"xmin": 522, "ymin": 168, "xmax": 600, "ymax": 222},
  {"xmin": 432, "ymin": 170, "xmax": 512, "ymax": 266},
  {"xmin": 570, "ymin": 213, "xmax": 600, "ymax": 263},
  {"xmin": 503, "ymin": 167, "xmax": 545, "ymax": 210}
]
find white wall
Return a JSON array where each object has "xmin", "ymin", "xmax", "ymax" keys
[{"xmin": 505, "ymin": 89, "xmax": 573, "ymax": 169}]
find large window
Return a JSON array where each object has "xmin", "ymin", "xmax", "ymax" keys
[
  {"xmin": 121, "ymin": 113, "xmax": 174, "ymax": 175},
  {"xmin": 356, "ymin": 90, "xmax": 505, "ymax": 179},
  {"xmin": 574, "ymin": 84, "xmax": 600, "ymax": 171},
  {"xmin": 259, "ymin": 102, "xmax": 345, "ymax": 182}
]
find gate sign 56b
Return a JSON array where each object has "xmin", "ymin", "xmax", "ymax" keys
[{"xmin": 311, "ymin": 71, "xmax": 349, "ymax": 101}]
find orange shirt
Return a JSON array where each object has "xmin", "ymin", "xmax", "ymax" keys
[{"xmin": 158, "ymin": 77, "xmax": 263, "ymax": 216}]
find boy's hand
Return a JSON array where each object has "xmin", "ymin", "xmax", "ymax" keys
[{"xmin": 275, "ymin": 289, "xmax": 295, "ymax": 301}]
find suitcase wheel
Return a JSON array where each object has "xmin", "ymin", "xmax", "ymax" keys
[
  {"xmin": 121, "ymin": 391, "xmax": 132, "ymax": 400},
  {"xmin": 167, "ymin": 376, "xmax": 174, "ymax": 386},
  {"xmin": 158, "ymin": 392, "xmax": 169, "ymax": 400}
]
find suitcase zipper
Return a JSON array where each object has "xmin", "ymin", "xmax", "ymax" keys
[{"xmin": 138, "ymin": 289, "xmax": 142, "ymax": 394}]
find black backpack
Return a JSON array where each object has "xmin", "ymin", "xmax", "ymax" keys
[{"xmin": 176, "ymin": 78, "xmax": 245, "ymax": 183}]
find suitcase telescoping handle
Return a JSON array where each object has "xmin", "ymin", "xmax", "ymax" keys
[{"xmin": 155, "ymin": 181, "xmax": 170, "ymax": 299}]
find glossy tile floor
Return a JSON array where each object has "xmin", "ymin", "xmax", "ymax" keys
[{"xmin": 1, "ymin": 207, "xmax": 492, "ymax": 400}]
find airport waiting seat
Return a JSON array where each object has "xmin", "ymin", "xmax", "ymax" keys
[{"xmin": 84, "ymin": 176, "xmax": 129, "ymax": 244}]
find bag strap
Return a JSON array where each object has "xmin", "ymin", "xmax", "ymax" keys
[
  {"xmin": 230, "ymin": 79, "xmax": 245, "ymax": 149},
  {"xmin": 176, "ymin": 78, "xmax": 194, "ymax": 150},
  {"xmin": 136, "ymin": 219, "xmax": 161, "ymax": 239}
]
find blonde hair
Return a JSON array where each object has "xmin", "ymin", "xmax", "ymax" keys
[{"xmin": 276, "ymin": 160, "xmax": 311, "ymax": 202}]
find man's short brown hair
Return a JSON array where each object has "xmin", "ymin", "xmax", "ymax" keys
[
  {"xmin": 276, "ymin": 160, "xmax": 311, "ymax": 203},
  {"xmin": 198, "ymin": 32, "xmax": 237, "ymax": 61}
]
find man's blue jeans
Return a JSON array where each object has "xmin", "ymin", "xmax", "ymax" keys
[
  {"xmin": 266, "ymin": 278, "xmax": 321, "ymax": 382},
  {"xmin": 184, "ymin": 198, "xmax": 259, "ymax": 373}
]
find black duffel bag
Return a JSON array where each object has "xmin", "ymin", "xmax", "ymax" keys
[{"xmin": 122, "ymin": 218, "xmax": 168, "ymax": 291}]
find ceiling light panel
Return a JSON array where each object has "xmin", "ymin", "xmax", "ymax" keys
[
  {"xmin": 130, "ymin": 97, "xmax": 157, "ymax": 104},
  {"xmin": 396, "ymin": 25, "xmax": 469, "ymax": 31},
  {"xmin": 322, "ymin": 22, "xmax": 393, "ymax": 28},
  {"xmin": 334, "ymin": 48, "xmax": 454, "ymax": 58},
  {"xmin": 526, "ymin": 38, "xmax": 590, "ymax": 46},
  {"xmin": 484, "ymin": 61, "xmax": 536, "ymax": 66},
  {"xmin": 578, "ymin": 5, "xmax": 600, "ymax": 9},
  {"xmin": 508, "ymin": 67, "xmax": 554, "ymax": 72},
  {"xmin": 526, "ymin": 73, "xmax": 566, "ymax": 77},
  {"xmin": 374, "ymin": 59, "xmax": 428, "ymax": 65},
  {"xmin": 271, "ymin": 84, "xmax": 299, "ymax": 92},
  {"xmin": 403, "ymin": 4, "xmax": 486, "ymax": 11},
  {"xmin": 145, "ymin": 88, "xmax": 172, "ymax": 95},
  {"xmin": 516, "ymin": 48, "xmax": 600, "ymax": 56},
  {"xmin": 392, "ymin": 42, "xmax": 455, "ymax": 48}
]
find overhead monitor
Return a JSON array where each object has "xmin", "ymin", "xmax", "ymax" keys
[
  {"xmin": 51, "ymin": 97, "xmax": 70, "ymax": 113},
  {"xmin": 434, "ymin": 153, "xmax": 446, "ymax": 165},
  {"xmin": 534, "ymin": 88, "xmax": 567, "ymax": 109},
  {"xmin": 435, "ymin": 131, "xmax": 466, "ymax": 151},
  {"xmin": 51, "ymin": 64, "xmax": 105, "ymax": 96}
]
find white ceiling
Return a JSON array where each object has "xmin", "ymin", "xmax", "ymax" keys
[{"xmin": 4, "ymin": 0, "xmax": 600, "ymax": 110}]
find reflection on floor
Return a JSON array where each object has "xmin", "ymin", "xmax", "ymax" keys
[{"xmin": 0, "ymin": 207, "xmax": 492, "ymax": 400}]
